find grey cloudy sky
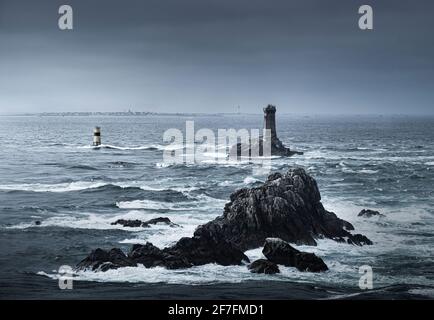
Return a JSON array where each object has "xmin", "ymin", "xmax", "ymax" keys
[{"xmin": 0, "ymin": 0, "xmax": 433, "ymax": 114}]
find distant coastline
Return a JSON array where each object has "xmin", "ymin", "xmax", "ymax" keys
[
  {"xmin": 0, "ymin": 111, "xmax": 232, "ymax": 117},
  {"xmin": 0, "ymin": 112, "xmax": 432, "ymax": 118}
]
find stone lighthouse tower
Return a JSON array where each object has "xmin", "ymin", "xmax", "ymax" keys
[
  {"xmin": 263, "ymin": 104, "xmax": 277, "ymax": 141},
  {"xmin": 230, "ymin": 104, "xmax": 303, "ymax": 158}
]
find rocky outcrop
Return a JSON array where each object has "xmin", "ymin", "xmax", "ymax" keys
[
  {"xmin": 128, "ymin": 243, "xmax": 191, "ymax": 269},
  {"xmin": 262, "ymin": 238, "xmax": 328, "ymax": 272},
  {"xmin": 77, "ymin": 168, "xmax": 371, "ymax": 272},
  {"xmin": 195, "ymin": 168, "xmax": 372, "ymax": 251},
  {"xmin": 111, "ymin": 219, "xmax": 144, "ymax": 228},
  {"xmin": 111, "ymin": 217, "xmax": 179, "ymax": 228},
  {"xmin": 358, "ymin": 209, "xmax": 383, "ymax": 218},
  {"xmin": 248, "ymin": 259, "xmax": 280, "ymax": 274},
  {"xmin": 76, "ymin": 248, "xmax": 136, "ymax": 272},
  {"xmin": 76, "ymin": 235, "xmax": 249, "ymax": 272}
]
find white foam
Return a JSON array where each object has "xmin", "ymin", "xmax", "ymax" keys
[
  {"xmin": 0, "ymin": 181, "xmax": 107, "ymax": 192},
  {"xmin": 359, "ymin": 169, "xmax": 379, "ymax": 174},
  {"xmin": 77, "ymin": 144, "xmax": 168, "ymax": 151},
  {"xmin": 0, "ymin": 180, "xmax": 202, "ymax": 194},
  {"xmin": 243, "ymin": 176, "xmax": 260, "ymax": 185},
  {"xmin": 116, "ymin": 195, "xmax": 226, "ymax": 211},
  {"xmin": 408, "ymin": 288, "xmax": 434, "ymax": 298},
  {"xmin": 6, "ymin": 208, "xmax": 216, "ymax": 232},
  {"xmin": 35, "ymin": 245, "xmax": 360, "ymax": 286}
]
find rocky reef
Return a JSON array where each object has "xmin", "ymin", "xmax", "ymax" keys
[
  {"xmin": 111, "ymin": 217, "xmax": 179, "ymax": 228},
  {"xmin": 77, "ymin": 168, "xmax": 371, "ymax": 273},
  {"xmin": 262, "ymin": 238, "xmax": 328, "ymax": 272}
]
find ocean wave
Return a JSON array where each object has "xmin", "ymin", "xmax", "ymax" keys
[
  {"xmin": 77, "ymin": 144, "xmax": 167, "ymax": 151},
  {"xmin": 0, "ymin": 181, "xmax": 108, "ymax": 193},
  {"xmin": 243, "ymin": 176, "xmax": 262, "ymax": 185},
  {"xmin": 116, "ymin": 195, "xmax": 226, "ymax": 211},
  {"xmin": 408, "ymin": 288, "xmax": 434, "ymax": 298},
  {"xmin": 6, "ymin": 210, "xmax": 211, "ymax": 231},
  {"xmin": 359, "ymin": 169, "xmax": 379, "ymax": 174},
  {"xmin": 107, "ymin": 161, "xmax": 138, "ymax": 168},
  {"xmin": 0, "ymin": 180, "xmax": 204, "ymax": 195},
  {"xmin": 33, "ymin": 245, "xmax": 363, "ymax": 286},
  {"xmin": 33, "ymin": 207, "xmax": 434, "ymax": 287},
  {"xmin": 68, "ymin": 165, "xmax": 99, "ymax": 171}
]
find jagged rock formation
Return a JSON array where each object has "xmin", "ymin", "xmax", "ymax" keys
[
  {"xmin": 196, "ymin": 168, "xmax": 372, "ymax": 250},
  {"xmin": 230, "ymin": 105, "xmax": 303, "ymax": 157},
  {"xmin": 77, "ymin": 235, "xmax": 249, "ymax": 271},
  {"xmin": 111, "ymin": 217, "xmax": 179, "ymax": 228},
  {"xmin": 248, "ymin": 259, "xmax": 280, "ymax": 274},
  {"xmin": 77, "ymin": 168, "xmax": 371, "ymax": 272},
  {"xmin": 262, "ymin": 238, "xmax": 328, "ymax": 272}
]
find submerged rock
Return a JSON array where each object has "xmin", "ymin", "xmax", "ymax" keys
[
  {"xmin": 248, "ymin": 259, "xmax": 280, "ymax": 274},
  {"xmin": 146, "ymin": 217, "xmax": 178, "ymax": 226},
  {"xmin": 111, "ymin": 217, "xmax": 179, "ymax": 228},
  {"xmin": 358, "ymin": 209, "xmax": 383, "ymax": 218},
  {"xmin": 111, "ymin": 219, "xmax": 144, "ymax": 228},
  {"xmin": 78, "ymin": 167, "xmax": 371, "ymax": 272},
  {"xmin": 262, "ymin": 238, "xmax": 328, "ymax": 272}
]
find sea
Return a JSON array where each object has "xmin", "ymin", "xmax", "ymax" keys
[{"xmin": 0, "ymin": 114, "xmax": 433, "ymax": 299}]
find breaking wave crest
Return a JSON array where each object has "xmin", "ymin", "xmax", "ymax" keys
[{"xmin": 77, "ymin": 144, "xmax": 167, "ymax": 151}]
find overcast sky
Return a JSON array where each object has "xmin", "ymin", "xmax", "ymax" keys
[{"xmin": 0, "ymin": 0, "xmax": 433, "ymax": 114}]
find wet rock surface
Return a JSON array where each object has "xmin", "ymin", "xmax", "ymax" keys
[
  {"xmin": 196, "ymin": 168, "xmax": 372, "ymax": 251},
  {"xmin": 248, "ymin": 259, "xmax": 280, "ymax": 274},
  {"xmin": 77, "ymin": 168, "xmax": 371, "ymax": 272},
  {"xmin": 76, "ymin": 248, "xmax": 136, "ymax": 272},
  {"xmin": 111, "ymin": 217, "xmax": 179, "ymax": 228},
  {"xmin": 76, "ymin": 236, "xmax": 249, "ymax": 271},
  {"xmin": 262, "ymin": 238, "xmax": 328, "ymax": 272}
]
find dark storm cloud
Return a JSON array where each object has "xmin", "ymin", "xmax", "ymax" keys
[{"xmin": 0, "ymin": 0, "xmax": 433, "ymax": 114}]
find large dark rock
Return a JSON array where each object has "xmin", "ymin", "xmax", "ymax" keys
[
  {"xmin": 146, "ymin": 217, "xmax": 178, "ymax": 226},
  {"xmin": 248, "ymin": 259, "xmax": 280, "ymax": 274},
  {"xmin": 128, "ymin": 234, "xmax": 250, "ymax": 269},
  {"xmin": 77, "ymin": 235, "xmax": 249, "ymax": 272},
  {"xmin": 166, "ymin": 231, "xmax": 249, "ymax": 267},
  {"xmin": 77, "ymin": 168, "xmax": 371, "ymax": 272},
  {"xmin": 111, "ymin": 219, "xmax": 144, "ymax": 228},
  {"xmin": 358, "ymin": 209, "xmax": 383, "ymax": 218},
  {"xmin": 111, "ymin": 217, "xmax": 179, "ymax": 228},
  {"xmin": 76, "ymin": 248, "xmax": 136, "ymax": 272},
  {"xmin": 195, "ymin": 168, "xmax": 372, "ymax": 251},
  {"xmin": 263, "ymin": 238, "xmax": 328, "ymax": 272},
  {"xmin": 128, "ymin": 243, "xmax": 191, "ymax": 269}
]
